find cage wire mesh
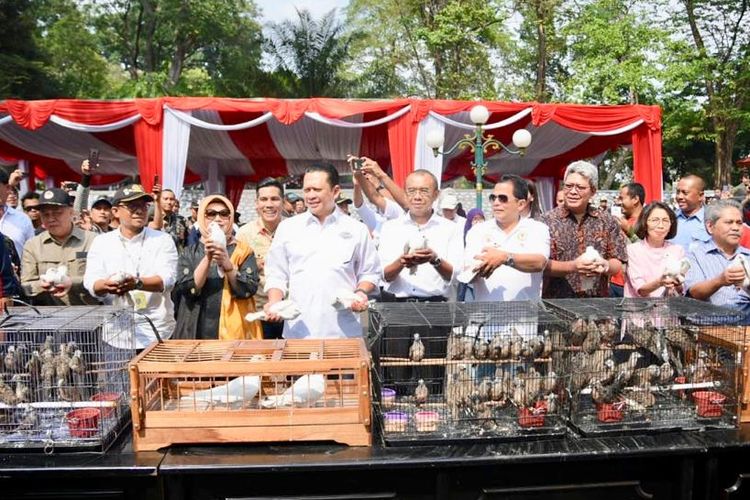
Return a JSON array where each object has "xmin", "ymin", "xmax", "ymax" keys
[
  {"xmin": 544, "ymin": 297, "xmax": 744, "ymax": 436},
  {"xmin": 129, "ymin": 339, "xmax": 371, "ymax": 449},
  {"xmin": 0, "ymin": 306, "xmax": 135, "ymax": 452},
  {"xmin": 369, "ymin": 301, "xmax": 570, "ymax": 445}
]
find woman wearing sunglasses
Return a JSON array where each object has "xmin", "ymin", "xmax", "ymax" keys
[
  {"xmin": 624, "ymin": 201, "xmax": 685, "ymax": 297},
  {"xmin": 174, "ymin": 194, "xmax": 261, "ymax": 340}
]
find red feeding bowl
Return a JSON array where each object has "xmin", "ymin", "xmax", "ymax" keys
[
  {"xmin": 91, "ymin": 392, "xmax": 122, "ymax": 417},
  {"xmin": 66, "ymin": 408, "xmax": 101, "ymax": 438},
  {"xmin": 596, "ymin": 401, "xmax": 626, "ymax": 423},
  {"xmin": 518, "ymin": 400, "xmax": 547, "ymax": 428},
  {"xmin": 693, "ymin": 391, "xmax": 726, "ymax": 418}
]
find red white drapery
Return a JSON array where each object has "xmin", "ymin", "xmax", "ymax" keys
[{"xmin": 0, "ymin": 98, "xmax": 663, "ymax": 206}]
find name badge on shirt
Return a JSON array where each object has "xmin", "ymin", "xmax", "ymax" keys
[
  {"xmin": 130, "ymin": 291, "xmax": 148, "ymax": 311},
  {"xmin": 75, "ymin": 252, "xmax": 87, "ymax": 259}
]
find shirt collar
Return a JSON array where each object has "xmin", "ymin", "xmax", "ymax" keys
[
  {"xmin": 303, "ymin": 206, "xmax": 341, "ymax": 227},
  {"xmin": 402, "ymin": 209, "xmax": 440, "ymax": 227},
  {"xmin": 42, "ymin": 225, "xmax": 85, "ymax": 244},
  {"xmin": 117, "ymin": 226, "xmax": 146, "ymax": 243},
  {"xmin": 676, "ymin": 205, "xmax": 705, "ymax": 221},
  {"xmin": 703, "ymin": 238, "xmax": 750, "ymax": 257}
]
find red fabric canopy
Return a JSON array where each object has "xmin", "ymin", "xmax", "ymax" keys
[{"xmin": 0, "ymin": 98, "xmax": 663, "ymax": 202}]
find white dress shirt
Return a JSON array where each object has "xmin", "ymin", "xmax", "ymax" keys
[
  {"xmin": 464, "ymin": 217, "xmax": 550, "ymax": 301},
  {"xmin": 0, "ymin": 205, "xmax": 34, "ymax": 257},
  {"xmin": 264, "ymin": 208, "xmax": 381, "ymax": 339},
  {"xmin": 83, "ymin": 227, "xmax": 178, "ymax": 348},
  {"xmin": 378, "ymin": 211, "xmax": 463, "ymax": 298}
]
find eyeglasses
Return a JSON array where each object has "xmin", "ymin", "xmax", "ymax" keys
[
  {"xmin": 488, "ymin": 193, "xmax": 511, "ymax": 203},
  {"xmin": 23, "ymin": 206, "xmax": 39, "ymax": 212},
  {"xmin": 405, "ymin": 188, "xmax": 432, "ymax": 197},
  {"xmin": 118, "ymin": 201, "xmax": 149, "ymax": 213},
  {"xmin": 563, "ymin": 183, "xmax": 590, "ymax": 192},
  {"xmin": 205, "ymin": 209, "xmax": 231, "ymax": 219},
  {"xmin": 646, "ymin": 217, "xmax": 671, "ymax": 226}
]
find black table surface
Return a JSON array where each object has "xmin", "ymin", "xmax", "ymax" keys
[{"xmin": 158, "ymin": 425, "xmax": 750, "ymax": 475}]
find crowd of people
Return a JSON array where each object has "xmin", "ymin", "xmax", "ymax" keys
[{"xmin": 1, "ymin": 156, "xmax": 749, "ymax": 347}]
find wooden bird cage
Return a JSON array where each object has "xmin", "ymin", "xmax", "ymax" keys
[
  {"xmin": 697, "ymin": 325, "xmax": 748, "ymax": 422},
  {"xmin": 129, "ymin": 339, "xmax": 372, "ymax": 451}
]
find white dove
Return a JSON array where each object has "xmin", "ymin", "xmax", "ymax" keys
[
  {"xmin": 331, "ymin": 289, "xmax": 367, "ymax": 311},
  {"xmin": 662, "ymin": 257, "xmax": 691, "ymax": 284},
  {"xmin": 404, "ymin": 233, "xmax": 428, "ymax": 274},
  {"xmin": 208, "ymin": 221, "xmax": 228, "ymax": 278},
  {"xmin": 579, "ymin": 246, "xmax": 605, "ymax": 290},
  {"xmin": 734, "ymin": 254, "xmax": 750, "ymax": 291},
  {"xmin": 41, "ymin": 265, "xmax": 68, "ymax": 286},
  {"xmin": 245, "ymin": 300, "xmax": 302, "ymax": 322},
  {"xmin": 260, "ymin": 373, "xmax": 326, "ymax": 408},
  {"xmin": 181, "ymin": 375, "xmax": 261, "ymax": 403},
  {"xmin": 109, "ymin": 271, "xmax": 133, "ymax": 285}
]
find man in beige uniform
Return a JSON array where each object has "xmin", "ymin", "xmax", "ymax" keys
[
  {"xmin": 236, "ymin": 178, "xmax": 285, "ymax": 338},
  {"xmin": 21, "ymin": 188, "xmax": 99, "ymax": 305}
]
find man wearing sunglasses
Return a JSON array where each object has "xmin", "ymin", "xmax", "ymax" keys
[
  {"xmin": 84, "ymin": 184, "xmax": 178, "ymax": 348},
  {"xmin": 464, "ymin": 175, "xmax": 549, "ymax": 302},
  {"xmin": 540, "ymin": 161, "xmax": 627, "ymax": 298}
]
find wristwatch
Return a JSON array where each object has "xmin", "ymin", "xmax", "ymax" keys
[
  {"xmin": 134, "ymin": 278, "xmax": 144, "ymax": 290},
  {"xmin": 430, "ymin": 257, "xmax": 442, "ymax": 267},
  {"xmin": 505, "ymin": 253, "xmax": 516, "ymax": 269}
]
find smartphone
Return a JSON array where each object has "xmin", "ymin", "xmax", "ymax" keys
[
  {"xmin": 352, "ymin": 158, "xmax": 364, "ymax": 171},
  {"xmin": 154, "ymin": 174, "xmax": 160, "ymax": 185},
  {"xmin": 88, "ymin": 148, "xmax": 99, "ymax": 169}
]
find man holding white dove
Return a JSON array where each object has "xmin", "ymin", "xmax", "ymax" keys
[
  {"xmin": 541, "ymin": 161, "xmax": 627, "ymax": 298},
  {"xmin": 21, "ymin": 188, "xmax": 98, "ymax": 305},
  {"xmin": 264, "ymin": 164, "xmax": 380, "ymax": 338},
  {"xmin": 464, "ymin": 175, "xmax": 549, "ymax": 301},
  {"xmin": 378, "ymin": 169, "xmax": 462, "ymax": 303},
  {"xmin": 684, "ymin": 199, "xmax": 750, "ymax": 322},
  {"xmin": 84, "ymin": 184, "xmax": 178, "ymax": 348}
]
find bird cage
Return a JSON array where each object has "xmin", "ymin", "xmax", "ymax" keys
[
  {"xmin": 544, "ymin": 297, "xmax": 744, "ymax": 436},
  {"xmin": 0, "ymin": 305, "xmax": 136, "ymax": 452},
  {"xmin": 129, "ymin": 338, "xmax": 371, "ymax": 451},
  {"xmin": 368, "ymin": 301, "xmax": 570, "ymax": 445}
]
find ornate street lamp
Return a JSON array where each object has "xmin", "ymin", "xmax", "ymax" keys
[{"xmin": 426, "ymin": 105, "xmax": 532, "ymax": 209}]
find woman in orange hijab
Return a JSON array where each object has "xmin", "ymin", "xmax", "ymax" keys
[{"xmin": 173, "ymin": 194, "xmax": 261, "ymax": 340}]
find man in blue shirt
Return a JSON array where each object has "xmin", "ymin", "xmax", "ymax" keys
[
  {"xmin": 685, "ymin": 199, "xmax": 750, "ymax": 323},
  {"xmin": 671, "ymin": 174, "xmax": 710, "ymax": 252}
]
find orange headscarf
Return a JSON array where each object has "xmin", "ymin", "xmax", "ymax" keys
[{"xmin": 197, "ymin": 194, "xmax": 262, "ymax": 340}]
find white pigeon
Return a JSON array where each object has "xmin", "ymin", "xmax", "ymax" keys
[
  {"xmin": 245, "ymin": 300, "xmax": 302, "ymax": 322},
  {"xmin": 662, "ymin": 257, "xmax": 691, "ymax": 284},
  {"xmin": 108, "ymin": 271, "xmax": 133, "ymax": 285},
  {"xmin": 579, "ymin": 246, "xmax": 605, "ymax": 290},
  {"xmin": 735, "ymin": 254, "xmax": 750, "ymax": 290},
  {"xmin": 41, "ymin": 265, "xmax": 68, "ymax": 286},
  {"xmin": 331, "ymin": 289, "xmax": 367, "ymax": 311},
  {"xmin": 457, "ymin": 259, "xmax": 484, "ymax": 284},
  {"xmin": 404, "ymin": 233, "xmax": 429, "ymax": 274},
  {"xmin": 208, "ymin": 221, "xmax": 228, "ymax": 278},
  {"xmin": 181, "ymin": 375, "xmax": 261, "ymax": 403}
]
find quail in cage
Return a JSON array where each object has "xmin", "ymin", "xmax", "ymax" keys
[
  {"xmin": 631, "ymin": 363, "xmax": 659, "ymax": 387},
  {"xmin": 414, "ymin": 379, "xmax": 429, "ymax": 406},
  {"xmin": 490, "ymin": 374, "xmax": 509, "ymax": 402},
  {"xmin": 509, "ymin": 331, "xmax": 523, "ymax": 359},
  {"xmin": 541, "ymin": 330, "xmax": 553, "ymax": 358},
  {"xmin": 569, "ymin": 318, "xmax": 589, "ymax": 346},
  {"xmin": 477, "ymin": 376, "xmax": 492, "ymax": 403},
  {"xmin": 12, "ymin": 374, "xmax": 29, "ymax": 403},
  {"xmin": 409, "ymin": 333, "xmax": 425, "ymax": 362},
  {"xmin": 4, "ymin": 345, "xmax": 25, "ymax": 372},
  {"xmin": 25, "ymin": 350, "xmax": 42, "ymax": 380},
  {"xmin": 473, "ymin": 338, "xmax": 490, "ymax": 360},
  {"xmin": 0, "ymin": 377, "xmax": 18, "ymax": 405}
]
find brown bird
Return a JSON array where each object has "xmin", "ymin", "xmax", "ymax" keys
[
  {"xmin": 544, "ymin": 392, "xmax": 559, "ymax": 413},
  {"xmin": 631, "ymin": 364, "xmax": 659, "ymax": 387},
  {"xmin": 490, "ymin": 374, "xmax": 508, "ymax": 402},
  {"xmin": 460, "ymin": 335, "xmax": 475, "ymax": 359},
  {"xmin": 40, "ymin": 336, "xmax": 54, "ymax": 361},
  {"xmin": 69, "ymin": 350, "xmax": 87, "ymax": 399},
  {"xmin": 529, "ymin": 335, "xmax": 544, "ymax": 359},
  {"xmin": 12, "ymin": 374, "xmax": 29, "ymax": 403},
  {"xmin": 597, "ymin": 318, "xmax": 619, "ymax": 345},
  {"xmin": 25, "ymin": 350, "xmax": 42, "ymax": 379},
  {"xmin": 690, "ymin": 351, "xmax": 712, "ymax": 383},
  {"xmin": 509, "ymin": 331, "xmax": 523, "ymax": 359},
  {"xmin": 40, "ymin": 357, "xmax": 56, "ymax": 399},
  {"xmin": 570, "ymin": 318, "xmax": 589, "ymax": 346},
  {"xmin": 540, "ymin": 330, "xmax": 553, "ymax": 358},
  {"xmin": 409, "ymin": 333, "xmax": 425, "ymax": 362},
  {"xmin": 511, "ymin": 378, "xmax": 529, "ymax": 408},
  {"xmin": 473, "ymin": 338, "xmax": 490, "ymax": 360},
  {"xmin": 477, "ymin": 376, "xmax": 492, "ymax": 402},
  {"xmin": 55, "ymin": 344, "xmax": 72, "ymax": 381},
  {"xmin": 447, "ymin": 332, "xmax": 464, "ymax": 360},
  {"xmin": 581, "ymin": 324, "xmax": 602, "ymax": 355},
  {"xmin": 0, "ymin": 377, "xmax": 18, "ymax": 405},
  {"xmin": 15, "ymin": 408, "xmax": 37, "ymax": 431},
  {"xmin": 657, "ymin": 361, "xmax": 674, "ymax": 385},
  {"xmin": 542, "ymin": 370, "xmax": 558, "ymax": 394},
  {"xmin": 4, "ymin": 346, "xmax": 22, "ymax": 372},
  {"xmin": 414, "ymin": 379, "xmax": 429, "ymax": 406}
]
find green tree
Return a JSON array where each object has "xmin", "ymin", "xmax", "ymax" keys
[
  {"xmin": 0, "ymin": 0, "xmax": 59, "ymax": 98},
  {"xmin": 265, "ymin": 8, "xmax": 355, "ymax": 97}
]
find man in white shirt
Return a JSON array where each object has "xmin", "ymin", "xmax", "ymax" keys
[
  {"xmin": 264, "ymin": 164, "xmax": 381, "ymax": 339},
  {"xmin": 377, "ymin": 169, "xmax": 462, "ymax": 393},
  {"xmin": 464, "ymin": 174, "xmax": 550, "ymax": 302},
  {"xmin": 0, "ymin": 169, "xmax": 34, "ymax": 259},
  {"xmin": 378, "ymin": 170, "xmax": 462, "ymax": 301},
  {"xmin": 84, "ymin": 184, "xmax": 178, "ymax": 349}
]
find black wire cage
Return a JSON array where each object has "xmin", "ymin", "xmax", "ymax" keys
[
  {"xmin": 544, "ymin": 297, "xmax": 744, "ymax": 436},
  {"xmin": 0, "ymin": 306, "xmax": 136, "ymax": 453},
  {"xmin": 368, "ymin": 301, "xmax": 570, "ymax": 445}
]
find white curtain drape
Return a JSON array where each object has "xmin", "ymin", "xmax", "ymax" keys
[
  {"xmin": 534, "ymin": 177, "xmax": 556, "ymax": 213},
  {"xmin": 187, "ymin": 110, "xmax": 254, "ymax": 177},
  {"xmin": 428, "ymin": 108, "xmax": 532, "ymax": 131},
  {"xmin": 165, "ymin": 106, "xmax": 273, "ymax": 131},
  {"xmin": 414, "ymin": 115, "xmax": 446, "ymax": 187},
  {"xmin": 305, "ymin": 105, "xmax": 411, "ymax": 128},
  {"xmin": 162, "ymin": 108, "xmax": 191, "ymax": 198},
  {"xmin": 49, "ymin": 114, "xmax": 141, "ymax": 132}
]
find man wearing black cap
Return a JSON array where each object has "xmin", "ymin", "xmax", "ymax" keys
[
  {"xmin": 21, "ymin": 188, "xmax": 99, "ymax": 305},
  {"xmin": 90, "ymin": 195, "xmax": 115, "ymax": 234},
  {"xmin": 84, "ymin": 184, "xmax": 178, "ymax": 347}
]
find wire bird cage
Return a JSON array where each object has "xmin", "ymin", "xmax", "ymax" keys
[
  {"xmin": 544, "ymin": 297, "xmax": 745, "ymax": 436},
  {"xmin": 368, "ymin": 301, "xmax": 570, "ymax": 445},
  {"xmin": 0, "ymin": 306, "xmax": 135, "ymax": 453},
  {"xmin": 129, "ymin": 338, "xmax": 371, "ymax": 451}
]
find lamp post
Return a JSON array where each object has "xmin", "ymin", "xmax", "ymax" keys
[{"xmin": 426, "ymin": 105, "xmax": 532, "ymax": 209}]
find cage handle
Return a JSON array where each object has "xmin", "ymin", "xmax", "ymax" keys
[
  {"xmin": 134, "ymin": 311, "xmax": 163, "ymax": 343},
  {"xmin": 0, "ymin": 298, "xmax": 42, "ymax": 328}
]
